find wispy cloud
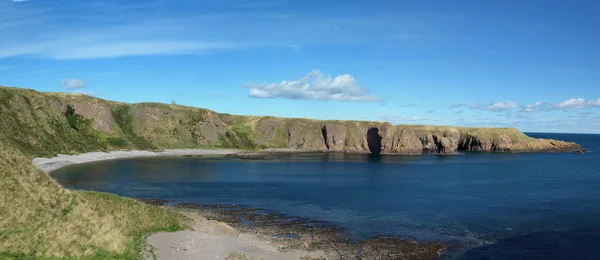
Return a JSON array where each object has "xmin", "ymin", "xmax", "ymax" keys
[
  {"xmin": 450, "ymin": 104, "xmax": 467, "ymax": 108},
  {"xmin": 398, "ymin": 103, "xmax": 416, "ymax": 107},
  {"xmin": 50, "ymin": 41, "xmax": 235, "ymax": 60},
  {"xmin": 61, "ymin": 79, "xmax": 85, "ymax": 90},
  {"xmin": 548, "ymin": 98, "xmax": 600, "ymax": 110},
  {"xmin": 555, "ymin": 98, "xmax": 586, "ymax": 109},
  {"xmin": 522, "ymin": 101, "xmax": 545, "ymax": 112},
  {"xmin": 466, "ymin": 98, "xmax": 600, "ymax": 113},
  {"xmin": 425, "ymin": 109, "xmax": 435, "ymax": 113},
  {"xmin": 482, "ymin": 101, "xmax": 519, "ymax": 111},
  {"xmin": 247, "ymin": 69, "xmax": 381, "ymax": 102},
  {"xmin": 0, "ymin": 2, "xmax": 430, "ymax": 60},
  {"xmin": 380, "ymin": 116, "xmax": 423, "ymax": 122},
  {"xmin": 579, "ymin": 111, "xmax": 596, "ymax": 116}
]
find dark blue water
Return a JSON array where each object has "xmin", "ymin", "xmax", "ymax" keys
[{"xmin": 52, "ymin": 133, "xmax": 600, "ymax": 259}]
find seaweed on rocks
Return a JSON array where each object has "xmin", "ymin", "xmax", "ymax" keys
[{"xmin": 136, "ymin": 199, "xmax": 447, "ymax": 260}]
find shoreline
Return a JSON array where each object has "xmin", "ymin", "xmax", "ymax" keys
[
  {"xmin": 142, "ymin": 201, "xmax": 447, "ymax": 260},
  {"xmin": 146, "ymin": 208, "xmax": 330, "ymax": 260},
  {"xmin": 32, "ymin": 146, "xmax": 585, "ymax": 174},
  {"xmin": 32, "ymin": 148, "xmax": 307, "ymax": 174},
  {"xmin": 32, "ymin": 149, "xmax": 241, "ymax": 173}
]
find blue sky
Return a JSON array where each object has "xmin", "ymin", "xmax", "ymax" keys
[{"xmin": 1, "ymin": 0, "xmax": 599, "ymax": 133}]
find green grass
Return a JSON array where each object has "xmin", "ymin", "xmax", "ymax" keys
[
  {"xmin": 0, "ymin": 88, "xmax": 109, "ymax": 157},
  {"xmin": 0, "ymin": 94, "xmax": 186, "ymax": 259},
  {"xmin": 111, "ymin": 105, "xmax": 157, "ymax": 150},
  {"xmin": 218, "ymin": 119, "xmax": 259, "ymax": 150},
  {"xmin": 0, "ymin": 151, "xmax": 186, "ymax": 258}
]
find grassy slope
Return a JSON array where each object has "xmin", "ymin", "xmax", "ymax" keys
[
  {"xmin": 0, "ymin": 142, "xmax": 184, "ymax": 259},
  {"xmin": 0, "ymin": 87, "xmax": 186, "ymax": 259}
]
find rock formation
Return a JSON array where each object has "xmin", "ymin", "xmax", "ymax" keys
[{"xmin": 0, "ymin": 86, "xmax": 584, "ymax": 157}]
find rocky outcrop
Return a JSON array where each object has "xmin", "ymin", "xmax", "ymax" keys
[
  {"xmin": 0, "ymin": 86, "xmax": 584, "ymax": 157},
  {"xmin": 381, "ymin": 128, "xmax": 423, "ymax": 155},
  {"xmin": 322, "ymin": 122, "xmax": 348, "ymax": 151},
  {"xmin": 286, "ymin": 120, "xmax": 327, "ymax": 151},
  {"xmin": 510, "ymin": 138, "xmax": 583, "ymax": 153}
]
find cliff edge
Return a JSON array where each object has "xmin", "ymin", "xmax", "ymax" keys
[{"xmin": 0, "ymin": 86, "xmax": 583, "ymax": 157}]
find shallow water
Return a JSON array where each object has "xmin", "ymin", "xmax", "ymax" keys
[{"xmin": 52, "ymin": 133, "xmax": 600, "ymax": 259}]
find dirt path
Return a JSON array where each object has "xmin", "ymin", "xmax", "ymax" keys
[{"xmin": 147, "ymin": 211, "xmax": 328, "ymax": 260}]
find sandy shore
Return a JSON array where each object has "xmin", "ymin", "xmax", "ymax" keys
[
  {"xmin": 32, "ymin": 149, "xmax": 239, "ymax": 173},
  {"xmin": 146, "ymin": 210, "xmax": 327, "ymax": 260}
]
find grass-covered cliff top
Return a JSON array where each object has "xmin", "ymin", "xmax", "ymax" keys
[{"xmin": 0, "ymin": 86, "xmax": 533, "ymax": 156}]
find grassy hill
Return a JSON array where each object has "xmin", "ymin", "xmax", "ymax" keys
[{"xmin": 0, "ymin": 142, "xmax": 185, "ymax": 259}]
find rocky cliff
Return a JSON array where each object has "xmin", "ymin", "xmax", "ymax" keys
[{"xmin": 0, "ymin": 86, "xmax": 583, "ymax": 157}]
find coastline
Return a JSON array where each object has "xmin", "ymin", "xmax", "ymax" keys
[
  {"xmin": 32, "ymin": 149, "xmax": 240, "ymax": 173},
  {"xmin": 33, "ymin": 149, "xmax": 447, "ymax": 259},
  {"xmin": 141, "ymin": 201, "xmax": 446, "ymax": 260},
  {"xmin": 32, "ymin": 148, "xmax": 334, "ymax": 260},
  {"xmin": 146, "ymin": 209, "xmax": 330, "ymax": 260}
]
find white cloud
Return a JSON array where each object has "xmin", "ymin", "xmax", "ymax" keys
[
  {"xmin": 247, "ymin": 69, "xmax": 381, "ymax": 102},
  {"xmin": 425, "ymin": 109, "xmax": 435, "ymax": 113},
  {"xmin": 483, "ymin": 101, "xmax": 519, "ymax": 111},
  {"xmin": 556, "ymin": 98, "xmax": 586, "ymax": 109},
  {"xmin": 547, "ymin": 98, "xmax": 600, "ymax": 110},
  {"xmin": 380, "ymin": 116, "xmax": 423, "ymax": 122},
  {"xmin": 588, "ymin": 99, "xmax": 600, "ymax": 107},
  {"xmin": 523, "ymin": 101, "xmax": 545, "ymax": 112},
  {"xmin": 61, "ymin": 79, "xmax": 85, "ymax": 89},
  {"xmin": 450, "ymin": 104, "xmax": 466, "ymax": 108},
  {"xmin": 12, "ymin": 0, "xmax": 29, "ymax": 2}
]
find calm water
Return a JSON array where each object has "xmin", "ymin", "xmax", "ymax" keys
[{"xmin": 52, "ymin": 133, "xmax": 600, "ymax": 259}]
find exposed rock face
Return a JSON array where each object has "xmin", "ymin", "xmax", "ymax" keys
[
  {"xmin": 286, "ymin": 120, "xmax": 327, "ymax": 151},
  {"xmin": 459, "ymin": 133, "xmax": 513, "ymax": 152},
  {"xmin": 254, "ymin": 117, "xmax": 286, "ymax": 148},
  {"xmin": 382, "ymin": 128, "xmax": 423, "ymax": 155},
  {"xmin": 322, "ymin": 123, "xmax": 347, "ymax": 151},
  {"xmin": 0, "ymin": 86, "xmax": 584, "ymax": 157},
  {"xmin": 510, "ymin": 138, "xmax": 583, "ymax": 152}
]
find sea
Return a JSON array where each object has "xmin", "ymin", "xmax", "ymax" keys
[{"xmin": 52, "ymin": 133, "xmax": 600, "ymax": 259}]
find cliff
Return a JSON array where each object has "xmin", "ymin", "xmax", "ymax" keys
[{"xmin": 0, "ymin": 86, "xmax": 583, "ymax": 158}]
